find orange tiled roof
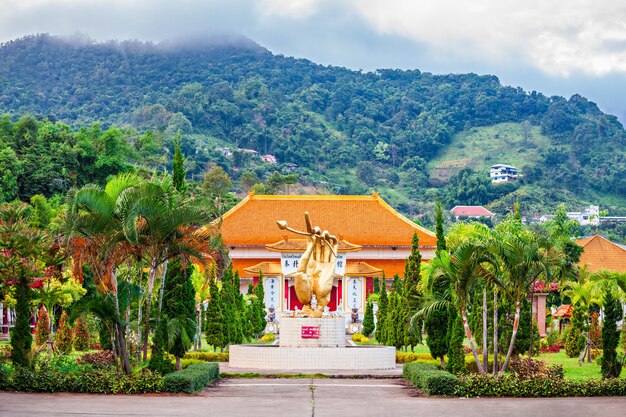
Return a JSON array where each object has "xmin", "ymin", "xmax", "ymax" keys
[
  {"xmin": 212, "ymin": 193, "xmax": 437, "ymax": 247},
  {"xmin": 345, "ymin": 262, "xmax": 382, "ymax": 277},
  {"xmin": 553, "ymin": 304, "xmax": 573, "ymax": 318},
  {"xmin": 243, "ymin": 261, "xmax": 283, "ymax": 276},
  {"xmin": 265, "ymin": 238, "xmax": 362, "ymax": 252},
  {"xmin": 576, "ymin": 235, "xmax": 626, "ymax": 273}
]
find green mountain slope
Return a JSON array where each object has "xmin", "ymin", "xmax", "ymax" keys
[{"xmin": 1, "ymin": 34, "xmax": 625, "ymax": 218}]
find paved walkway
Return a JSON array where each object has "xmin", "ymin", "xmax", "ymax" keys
[
  {"xmin": 2, "ymin": 378, "xmax": 626, "ymax": 417},
  {"xmin": 219, "ymin": 362, "xmax": 404, "ymax": 377}
]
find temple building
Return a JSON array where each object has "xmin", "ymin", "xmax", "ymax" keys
[{"xmin": 213, "ymin": 192, "xmax": 436, "ymax": 323}]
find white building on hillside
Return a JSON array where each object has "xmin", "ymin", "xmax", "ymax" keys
[{"xmin": 490, "ymin": 164, "xmax": 520, "ymax": 183}]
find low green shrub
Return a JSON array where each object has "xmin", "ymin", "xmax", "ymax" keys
[
  {"xmin": 0, "ymin": 356, "xmax": 164, "ymax": 394},
  {"xmin": 183, "ymin": 351, "xmax": 229, "ymax": 362},
  {"xmin": 396, "ymin": 352, "xmax": 434, "ymax": 363},
  {"xmin": 403, "ymin": 363, "xmax": 459, "ymax": 396},
  {"xmin": 456, "ymin": 374, "xmax": 626, "ymax": 397},
  {"xmin": 181, "ymin": 358, "xmax": 207, "ymax": 369},
  {"xmin": 163, "ymin": 363, "xmax": 220, "ymax": 393}
]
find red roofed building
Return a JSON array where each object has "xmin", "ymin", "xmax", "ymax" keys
[
  {"xmin": 450, "ymin": 205, "xmax": 495, "ymax": 220},
  {"xmin": 209, "ymin": 192, "xmax": 436, "ymax": 322}
]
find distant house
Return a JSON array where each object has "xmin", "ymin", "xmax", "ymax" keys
[
  {"xmin": 490, "ymin": 164, "xmax": 520, "ymax": 183},
  {"xmin": 261, "ymin": 154, "xmax": 277, "ymax": 164},
  {"xmin": 567, "ymin": 205, "xmax": 599, "ymax": 226},
  {"xmin": 450, "ymin": 206, "xmax": 495, "ymax": 220},
  {"xmin": 285, "ymin": 162, "xmax": 299, "ymax": 171}
]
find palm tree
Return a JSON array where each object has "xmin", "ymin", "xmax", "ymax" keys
[
  {"xmin": 492, "ymin": 229, "xmax": 553, "ymax": 373},
  {"xmin": 118, "ymin": 175, "xmax": 224, "ymax": 361},
  {"xmin": 64, "ymin": 173, "xmax": 142, "ymax": 375},
  {"xmin": 428, "ymin": 242, "xmax": 498, "ymax": 373}
]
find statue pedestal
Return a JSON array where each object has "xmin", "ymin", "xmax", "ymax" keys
[
  {"xmin": 229, "ymin": 316, "xmax": 396, "ymax": 370},
  {"xmin": 279, "ymin": 317, "xmax": 344, "ymax": 348}
]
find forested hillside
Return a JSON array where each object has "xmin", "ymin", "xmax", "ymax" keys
[{"xmin": 1, "ymin": 34, "xmax": 625, "ymax": 220}]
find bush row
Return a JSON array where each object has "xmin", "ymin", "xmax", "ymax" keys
[
  {"xmin": 0, "ymin": 362, "xmax": 163, "ymax": 394},
  {"xmin": 456, "ymin": 374, "xmax": 626, "ymax": 397},
  {"xmin": 402, "ymin": 363, "xmax": 459, "ymax": 396},
  {"xmin": 163, "ymin": 363, "xmax": 220, "ymax": 394},
  {"xmin": 183, "ymin": 351, "xmax": 229, "ymax": 362}
]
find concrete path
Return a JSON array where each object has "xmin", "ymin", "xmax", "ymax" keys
[
  {"xmin": 219, "ymin": 362, "xmax": 404, "ymax": 377},
  {"xmin": 1, "ymin": 378, "xmax": 626, "ymax": 417}
]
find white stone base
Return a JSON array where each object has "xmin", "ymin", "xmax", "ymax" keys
[
  {"xmin": 279, "ymin": 317, "xmax": 345, "ymax": 348},
  {"xmin": 229, "ymin": 345, "xmax": 396, "ymax": 370}
]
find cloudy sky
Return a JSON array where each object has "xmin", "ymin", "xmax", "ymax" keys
[{"xmin": 2, "ymin": 0, "xmax": 626, "ymax": 122}]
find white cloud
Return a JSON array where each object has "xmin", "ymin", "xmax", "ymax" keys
[
  {"xmin": 349, "ymin": 0, "xmax": 626, "ymax": 76},
  {"xmin": 258, "ymin": 0, "xmax": 323, "ymax": 18}
]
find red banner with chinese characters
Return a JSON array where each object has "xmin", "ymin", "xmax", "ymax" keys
[{"xmin": 301, "ymin": 325, "xmax": 320, "ymax": 339}]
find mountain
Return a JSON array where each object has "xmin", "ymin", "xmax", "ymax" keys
[{"xmin": 1, "ymin": 33, "xmax": 625, "ymax": 220}]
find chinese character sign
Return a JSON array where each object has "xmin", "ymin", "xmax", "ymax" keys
[
  {"xmin": 281, "ymin": 252, "xmax": 346, "ymax": 276},
  {"xmin": 280, "ymin": 253, "xmax": 301, "ymax": 276},
  {"xmin": 346, "ymin": 277, "xmax": 363, "ymax": 310},
  {"xmin": 264, "ymin": 277, "xmax": 280, "ymax": 310}
]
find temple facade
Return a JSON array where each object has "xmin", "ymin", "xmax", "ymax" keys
[{"xmin": 213, "ymin": 192, "xmax": 437, "ymax": 324}]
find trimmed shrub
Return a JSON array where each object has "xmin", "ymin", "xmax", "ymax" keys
[
  {"xmin": 403, "ymin": 363, "xmax": 459, "ymax": 396},
  {"xmin": 163, "ymin": 363, "xmax": 220, "ymax": 393},
  {"xmin": 1, "ymin": 357, "xmax": 163, "ymax": 394},
  {"xmin": 54, "ymin": 311, "xmax": 73, "ymax": 354},
  {"xmin": 456, "ymin": 374, "xmax": 626, "ymax": 397},
  {"xmin": 396, "ymin": 352, "xmax": 434, "ymax": 364},
  {"xmin": 183, "ymin": 351, "xmax": 229, "ymax": 362},
  {"xmin": 260, "ymin": 333, "xmax": 275, "ymax": 343},
  {"xmin": 73, "ymin": 317, "xmax": 90, "ymax": 351},
  {"xmin": 34, "ymin": 306, "xmax": 50, "ymax": 346},
  {"xmin": 352, "ymin": 333, "xmax": 369, "ymax": 343}
]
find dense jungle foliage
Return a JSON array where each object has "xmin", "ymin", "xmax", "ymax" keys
[{"xmin": 1, "ymin": 34, "xmax": 626, "ymax": 222}]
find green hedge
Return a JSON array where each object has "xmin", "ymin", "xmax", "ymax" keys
[
  {"xmin": 182, "ymin": 351, "xmax": 229, "ymax": 362},
  {"xmin": 1, "ymin": 364, "xmax": 163, "ymax": 394},
  {"xmin": 163, "ymin": 363, "xmax": 220, "ymax": 393},
  {"xmin": 403, "ymin": 363, "xmax": 459, "ymax": 396},
  {"xmin": 457, "ymin": 374, "xmax": 626, "ymax": 397}
]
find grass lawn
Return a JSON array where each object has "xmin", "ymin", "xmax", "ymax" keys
[{"xmin": 539, "ymin": 351, "xmax": 603, "ymax": 381}]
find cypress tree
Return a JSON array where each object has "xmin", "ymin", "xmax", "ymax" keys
[
  {"xmin": 376, "ymin": 282, "xmax": 389, "ymax": 344},
  {"xmin": 403, "ymin": 232, "xmax": 423, "ymax": 349},
  {"xmin": 446, "ymin": 310, "xmax": 466, "ymax": 374},
  {"xmin": 362, "ymin": 299, "xmax": 375, "ymax": 337},
  {"xmin": 386, "ymin": 291, "xmax": 398, "ymax": 348},
  {"xmin": 435, "ymin": 199, "xmax": 447, "ymax": 253},
  {"xmin": 373, "ymin": 277, "xmax": 380, "ymax": 294},
  {"xmin": 11, "ymin": 273, "xmax": 33, "ymax": 367},
  {"xmin": 162, "ymin": 260, "xmax": 197, "ymax": 370},
  {"xmin": 98, "ymin": 321, "xmax": 113, "ymax": 351},
  {"xmin": 205, "ymin": 279, "xmax": 225, "ymax": 352},
  {"xmin": 565, "ymin": 304, "xmax": 586, "ymax": 358},
  {"xmin": 247, "ymin": 282, "xmax": 254, "ymax": 295},
  {"xmin": 601, "ymin": 290, "xmax": 622, "ymax": 378},
  {"xmin": 426, "ymin": 199, "xmax": 452, "ymax": 367},
  {"xmin": 253, "ymin": 280, "xmax": 266, "ymax": 337},
  {"xmin": 172, "ymin": 132, "xmax": 187, "ymax": 193}
]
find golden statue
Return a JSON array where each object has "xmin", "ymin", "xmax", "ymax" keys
[{"xmin": 277, "ymin": 212, "xmax": 338, "ymax": 318}]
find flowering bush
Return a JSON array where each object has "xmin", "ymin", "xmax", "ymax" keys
[{"xmin": 76, "ymin": 350, "xmax": 116, "ymax": 369}]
